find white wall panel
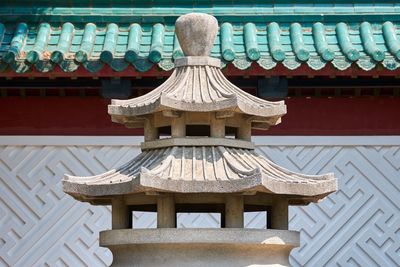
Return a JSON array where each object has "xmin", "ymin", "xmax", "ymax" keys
[{"xmin": 0, "ymin": 136, "xmax": 399, "ymax": 267}]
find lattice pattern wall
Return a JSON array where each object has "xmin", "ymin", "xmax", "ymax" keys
[{"xmin": 0, "ymin": 137, "xmax": 399, "ymax": 267}]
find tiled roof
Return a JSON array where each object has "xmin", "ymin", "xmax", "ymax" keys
[{"xmin": 1, "ymin": 20, "xmax": 400, "ymax": 73}]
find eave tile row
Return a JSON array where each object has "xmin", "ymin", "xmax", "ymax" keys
[{"xmin": 0, "ymin": 21, "xmax": 400, "ymax": 73}]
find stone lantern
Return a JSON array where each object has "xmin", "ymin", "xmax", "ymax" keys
[{"xmin": 63, "ymin": 13, "xmax": 337, "ymax": 267}]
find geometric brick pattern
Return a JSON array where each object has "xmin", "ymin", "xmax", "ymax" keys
[
  {"xmin": 1, "ymin": 139, "xmax": 399, "ymax": 267},
  {"xmin": 0, "ymin": 145, "xmax": 141, "ymax": 267},
  {"xmin": 258, "ymin": 145, "xmax": 400, "ymax": 267}
]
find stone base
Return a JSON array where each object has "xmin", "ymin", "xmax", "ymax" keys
[{"xmin": 100, "ymin": 228, "xmax": 299, "ymax": 267}]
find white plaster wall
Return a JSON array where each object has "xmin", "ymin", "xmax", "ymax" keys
[{"xmin": 0, "ymin": 136, "xmax": 399, "ymax": 267}]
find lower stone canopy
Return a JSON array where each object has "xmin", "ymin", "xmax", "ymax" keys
[{"xmin": 63, "ymin": 144, "xmax": 337, "ymax": 199}]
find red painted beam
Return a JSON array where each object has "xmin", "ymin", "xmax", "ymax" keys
[
  {"xmin": 0, "ymin": 97, "xmax": 137, "ymax": 136},
  {"xmin": 1, "ymin": 63, "xmax": 399, "ymax": 78},
  {"xmin": 265, "ymin": 97, "xmax": 400, "ymax": 135},
  {"xmin": 0, "ymin": 97, "xmax": 399, "ymax": 135}
]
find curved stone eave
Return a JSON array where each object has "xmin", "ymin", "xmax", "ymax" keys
[
  {"xmin": 109, "ymin": 112, "xmax": 284, "ymax": 130},
  {"xmin": 160, "ymin": 94, "xmax": 287, "ymax": 118},
  {"xmin": 237, "ymin": 100, "xmax": 287, "ymax": 118},
  {"xmin": 108, "ymin": 97, "xmax": 238, "ymax": 118},
  {"xmin": 159, "ymin": 93, "xmax": 238, "ymax": 113},
  {"xmin": 261, "ymin": 175, "xmax": 337, "ymax": 197},
  {"xmin": 107, "ymin": 61, "xmax": 287, "ymax": 120},
  {"xmin": 62, "ymin": 146, "xmax": 337, "ymax": 200},
  {"xmin": 108, "ymin": 99, "xmax": 286, "ymax": 119},
  {"xmin": 62, "ymin": 171, "xmax": 337, "ymax": 199}
]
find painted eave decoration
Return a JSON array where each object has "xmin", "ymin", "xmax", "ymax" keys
[{"xmin": 0, "ymin": 20, "xmax": 400, "ymax": 73}]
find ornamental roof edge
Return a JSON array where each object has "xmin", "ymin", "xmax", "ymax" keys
[{"xmin": 1, "ymin": 19, "xmax": 399, "ymax": 73}]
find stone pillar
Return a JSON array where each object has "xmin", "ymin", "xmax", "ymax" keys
[
  {"xmin": 144, "ymin": 117, "xmax": 159, "ymax": 141},
  {"xmin": 225, "ymin": 195, "xmax": 244, "ymax": 228},
  {"xmin": 237, "ymin": 120, "xmax": 251, "ymax": 141},
  {"xmin": 112, "ymin": 197, "xmax": 130, "ymax": 229},
  {"xmin": 157, "ymin": 195, "xmax": 175, "ymax": 228},
  {"xmin": 210, "ymin": 115, "xmax": 225, "ymax": 138},
  {"xmin": 271, "ymin": 197, "xmax": 288, "ymax": 230},
  {"xmin": 171, "ymin": 116, "xmax": 186, "ymax": 138}
]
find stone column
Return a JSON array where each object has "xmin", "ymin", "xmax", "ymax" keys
[
  {"xmin": 225, "ymin": 195, "xmax": 244, "ymax": 228},
  {"xmin": 112, "ymin": 197, "xmax": 130, "ymax": 229},
  {"xmin": 157, "ymin": 195, "xmax": 176, "ymax": 228},
  {"xmin": 144, "ymin": 117, "xmax": 159, "ymax": 141},
  {"xmin": 237, "ymin": 120, "xmax": 251, "ymax": 141},
  {"xmin": 271, "ymin": 197, "xmax": 288, "ymax": 230},
  {"xmin": 210, "ymin": 115, "xmax": 225, "ymax": 138},
  {"xmin": 171, "ymin": 116, "xmax": 186, "ymax": 138}
]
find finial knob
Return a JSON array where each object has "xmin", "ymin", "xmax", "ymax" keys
[{"xmin": 175, "ymin": 13, "xmax": 218, "ymax": 57}]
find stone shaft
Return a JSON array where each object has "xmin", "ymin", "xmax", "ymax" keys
[{"xmin": 101, "ymin": 229, "xmax": 299, "ymax": 267}]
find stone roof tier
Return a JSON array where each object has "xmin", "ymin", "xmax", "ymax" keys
[
  {"xmin": 108, "ymin": 13, "xmax": 286, "ymax": 123},
  {"xmin": 108, "ymin": 56, "xmax": 286, "ymax": 120},
  {"xmin": 63, "ymin": 144, "xmax": 337, "ymax": 201}
]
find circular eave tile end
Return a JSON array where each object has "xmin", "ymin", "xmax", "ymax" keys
[
  {"xmin": 272, "ymin": 49, "xmax": 285, "ymax": 62},
  {"xmin": 296, "ymin": 49, "xmax": 310, "ymax": 62},
  {"xmin": 347, "ymin": 49, "xmax": 360, "ymax": 62},
  {"xmin": 75, "ymin": 51, "xmax": 88, "ymax": 63},
  {"xmin": 247, "ymin": 48, "xmax": 260, "ymax": 61},
  {"xmin": 222, "ymin": 49, "xmax": 236, "ymax": 62},
  {"xmin": 372, "ymin": 50, "xmax": 385, "ymax": 62},
  {"xmin": 322, "ymin": 49, "xmax": 335, "ymax": 61},
  {"xmin": 26, "ymin": 51, "xmax": 39, "ymax": 64},
  {"xmin": 100, "ymin": 50, "xmax": 114, "ymax": 64},
  {"xmin": 50, "ymin": 51, "xmax": 64, "ymax": 63}
]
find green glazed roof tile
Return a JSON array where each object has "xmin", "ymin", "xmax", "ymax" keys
[
  {"xmin": 1, "ymin": 20, "xmax": 400, "ymax": 73},
  {"xmin": 3, "ymin": 2, "xmax": 400, "ymax": 24}
]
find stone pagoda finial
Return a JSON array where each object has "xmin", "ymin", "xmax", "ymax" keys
[{"xmin": 175, "ymin": 13, "xmax": 218, "ymax": 56}]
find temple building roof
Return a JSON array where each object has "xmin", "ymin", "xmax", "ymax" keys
[
  {"xmin": 0, "ymin": 20, "xmax": 400, "ymax": 73},
  {"xmin": 63, "ymin": 143, "xmax": 336, "ymax": 201}
]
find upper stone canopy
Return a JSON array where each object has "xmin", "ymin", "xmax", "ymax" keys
[
  {"xmin": 108, "ymin": 13, "xmax": 286, "ymax": 129},
  {"xmin": 109, "ymin": 57, "xmax": 286, "ymax": 120}
]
